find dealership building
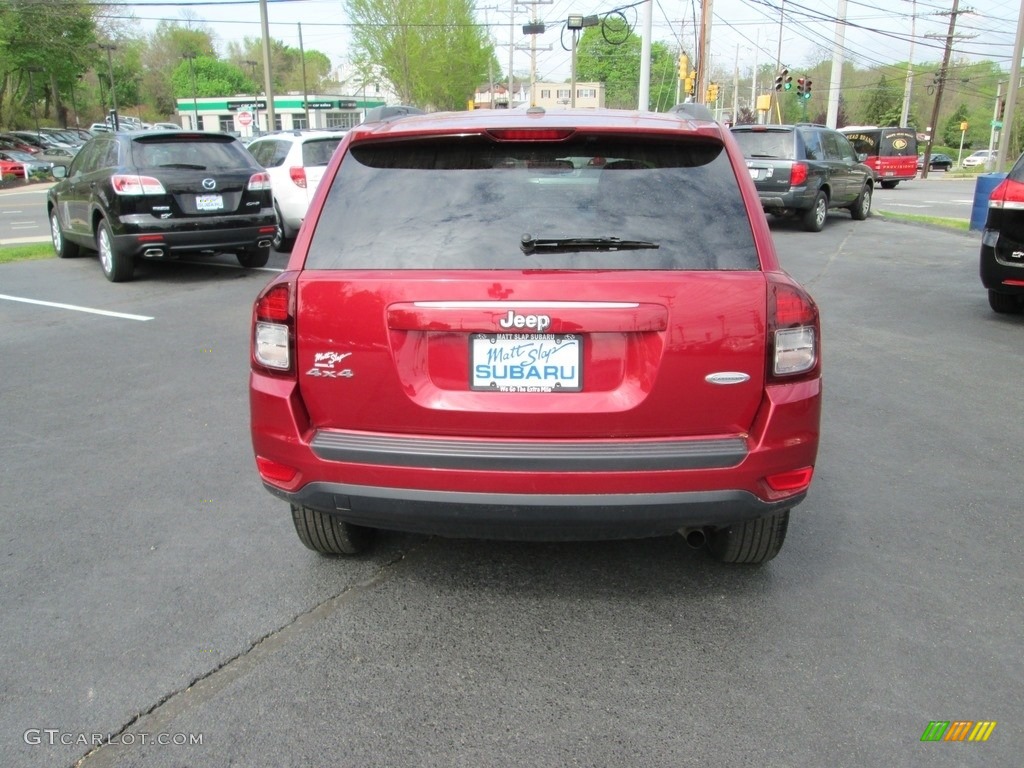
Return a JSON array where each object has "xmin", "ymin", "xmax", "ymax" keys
[{"xmin": 174, "ymin": 94, "xmax": 387, "ymax": 135}]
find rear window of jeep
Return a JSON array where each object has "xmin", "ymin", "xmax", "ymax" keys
[{"xmin": 304, "ymin": 136, "xmax": 759, "ymax": 271}]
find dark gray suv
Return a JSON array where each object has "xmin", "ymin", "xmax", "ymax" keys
[{"xmin": 730, "ymin": 123, "xmax": 874, "ymax": 232}]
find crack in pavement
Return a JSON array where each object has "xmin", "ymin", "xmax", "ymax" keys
[{"xmin": 72, "ymin": 546, "xmax": 416, "ymax": 768}]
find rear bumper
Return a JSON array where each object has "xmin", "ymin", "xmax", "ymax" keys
[
  {"xmin": 980, "ymin": 237, "xmax": 1024, "ymax": 294},
  {"xmin": 266, "ymin": 481, "xmax": 801, "ymax": 541},
  {"xmin": 250, "ymin": 373, "xmax": 821, "ymax": 540},
  {"xmin": 114, "ymin": 211, "xmax": 277, "ymax": 256},
  {"xmin": 757, "ymin": 188, "xmax": 814, "ymax": 211}
]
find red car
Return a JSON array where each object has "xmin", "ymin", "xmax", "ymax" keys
[
  {"xmin": 250, "ymin": 106, "xmax": 822, "ymax": 564},
  {"xmin": 0, "ymin": 159, "xmax": 26, "ymax": 179}
]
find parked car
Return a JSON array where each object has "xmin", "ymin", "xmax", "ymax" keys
[
  {"xmin": 0, "ymin": 159, "xmax": 27, "ymax": 180},
  {"xmin": 962, "ymin": 150, "xmax": 997, "ymax": 168},
  {"xmin": 730, "ymin": 123, "xmax": 874, "ymax": 231},
  {"xmin": 917, "ymin": 153, "xmax": 954, "ymax": 171},
  {"xmin": 249, "ymin": 106, "xmax": 822, "ymax": 564},
  {"xmin": 47, "ymin": 130, "xmax": 277, "ymax": 282},
  {"xmin": 979, "ymin": 152, "xmax": 1024, "ymax": 314},
  {"xmin": 245, "ymin": 129, "xmax": 347, "ymax": 252},
  {"xmin": 152, "ymin": 122, "xmax": 182, "ymax": 130},
  {"xmin": 8, "ymin": 130, "xmax": 75, "ymax": 152},
  {"xmin": 0, "ymin": 149, "xmax": 53, "ymax": 179}
]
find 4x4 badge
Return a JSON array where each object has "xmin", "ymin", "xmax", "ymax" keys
[{"xmin": 307, "ymin": 351, "xmax": 354, "ymax": 379}]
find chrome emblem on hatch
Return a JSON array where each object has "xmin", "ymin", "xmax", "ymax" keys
[
  {"xmin": 705, "ymin": 372, "xmax": 751, "ymax": 385},
  {"xmin": 202, "ymin": 178, "xmax": 217, "ymax": 190}
]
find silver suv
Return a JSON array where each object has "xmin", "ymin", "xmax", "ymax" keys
[{"xmin": 246, "ymin": 130, "xmax": 347, "ymax": 252}]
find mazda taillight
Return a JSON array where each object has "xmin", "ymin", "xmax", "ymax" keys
[
  {"xmin": 767, "ymin": 276, "xmax": 819, "ymax": 382},
  {"xmin": 289, "ymin": 166, "xmax": 307, "ymax": 188},
  {"xmin": 790, "ymin": 163, "xmax": 808, "ymax": 187},
  {"xmin": 248, "ymin": 171, "xmax": 272, "ymax": 191},
  {"xmin": 111, "ymin": 174, "xmax": 165, "ymax": 195},
  {"xmin": 253, "ymin": 279, "xmax": 295, "ymax": 373},
  {"xmin": 988, "ymin": 177, "xmax": 1024, "ymax": 210}
]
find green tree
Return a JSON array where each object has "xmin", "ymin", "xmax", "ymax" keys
[
  {"xmin": 171, "ymin": 56, "xmax": 251, "ymax": 100},
  {"xmin": 942, "ymin": 103, "xmax": 969, "ymax": 147},
  {"xmin": 138, "ymin": 22, "xmax": 217, "ymax": 118},
  {"xmin": 575, "ymin": 25, "xmax": 666, "ymax": 110},
  {"xmin": 345, "ymin": 0, "xmax": 495, "ymax": 109},
  {"xmin": 862, "ymin": 74, "xmax": 902, "ymax": 125},
  {"xmin": 0, "ymin": 0, "xmax": 98, "ymax": 128}
]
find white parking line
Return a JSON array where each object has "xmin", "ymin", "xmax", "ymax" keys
[{"xmin": 0, "ymin": 294, "xmax": 154, "ymax": 321}]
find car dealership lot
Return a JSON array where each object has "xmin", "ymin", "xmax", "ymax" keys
[{"xmin": 1, "ymin": 219, "xmax": 1021, "ymax": 767}]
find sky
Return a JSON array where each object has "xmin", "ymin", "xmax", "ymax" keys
[{"xmin": 113, "ymin": 0, "xmax": 1024, "ymax": 90}]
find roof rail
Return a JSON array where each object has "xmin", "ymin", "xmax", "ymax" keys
[{"xmin": 363, "ymin": 105, "xmax": 426, "ymax": 124}]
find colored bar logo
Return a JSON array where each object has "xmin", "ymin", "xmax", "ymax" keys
[{"xmin": 921, "ymin": 721, "xmax": 997, "ymax": 742}]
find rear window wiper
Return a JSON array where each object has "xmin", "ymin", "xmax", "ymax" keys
[
  {"xmin": 520, "ymin": 234, "xmax": 660, "ymax": 254},
  {"xmin": 154, "ymin": 163, "xmax": 207, "ymax": 170}
]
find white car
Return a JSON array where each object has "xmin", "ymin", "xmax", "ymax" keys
[
  {"xmin": 245, "ymin": 130, "xmax": 347, "ymax": 252},
  {"xmin": 962, "ymin": 150, "xmax": 997, "ymax": 168}
]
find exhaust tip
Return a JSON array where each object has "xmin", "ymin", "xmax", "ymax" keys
[
  {"xmin": 257, "ymin": 239, "xmax": 272, "ymax": 249},
  {"xmin": 142, "ymin": 248, "xmax": 164, "ymax": 259},
  {"xmin": 681, "ymin": 528, "xmax": 707, "ymax": 549}
]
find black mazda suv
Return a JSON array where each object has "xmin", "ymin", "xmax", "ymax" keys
[
  {"xmin": 980, "ymin": 154, "xmax": 1024, "ymax": 314},
  {"xmin": 47, "ymin": 130, "xmax": 277, "ymax": 282}
]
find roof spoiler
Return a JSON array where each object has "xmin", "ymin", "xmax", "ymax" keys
[
  {"xmin": 362, "ymin": 105, "xmax": 426, "ymax": 124},
  {"xmin": 667, "ymin": 103, "xmax": 715, "ymax": 122}
]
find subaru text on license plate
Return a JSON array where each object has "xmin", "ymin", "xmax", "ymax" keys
[{"xmin": 470, "ymin": 333, "xmax": 582, "ymax": 392}]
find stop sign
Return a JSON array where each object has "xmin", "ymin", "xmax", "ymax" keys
[{"xmin": 237, "ymin": 110, "xmax": 253, "ymax": 127}]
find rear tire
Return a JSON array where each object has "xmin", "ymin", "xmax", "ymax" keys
[
  {"xmin": 291, "ymin": 504, "xmax": 374, "ymax": 555},
  {"xmin": 272, "ymin": 203, "xmax": 294, "ymax": 253},
  {"xmin": 707, "ymin": 510, "xmax": 789, "ymax": 564},
  {"xmin": 96, "ymin": 218, "xmax": 134, "ymax": 282},
  {"xmin": 237, "ymin": 246, "xmax": 270, "ymax": 269},
  {"xmin": 801, "ymin": 191, "xmax": 827, "ymax": 232},
  {"xmin": 880, "ymin": 180, "xmax": 898, "ymax": 189},
  {"xmin": 850, "ymin": 184, "xmax": 872, "ymax": 220},
  {"xmin": 50, "ymin": 210, "xmax": 80, "ymax": 258},
  {"xmin": 988, "ymin": 289, "xmax": 1024, "ymax": 314}
]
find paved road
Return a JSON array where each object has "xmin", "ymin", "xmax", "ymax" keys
[{"xmin": 1, "ymin": 214, "xmax": 1021, "ymax": 767}]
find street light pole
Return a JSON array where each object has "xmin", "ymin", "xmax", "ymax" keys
[
  {"xmin": 27, "ymin": 67, "xmax": 42, "ymax": 138},
  {"xmin": 99, "ymin": 43, "xmax": 118, "ymax": 130}
]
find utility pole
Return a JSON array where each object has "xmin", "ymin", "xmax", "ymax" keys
[
  {"xmin": 900, "ymin": 0, "xmax": 917, "ymax": 127},
  {"xmin": 921, "ymin": 0, "xmax": 961, "ymax": 180},
  {"xmin": 99, "ymin": 43, "xmax": 118, "ymax": 130},
  {"xmin": 639, "ymin": 0, "xmax": 652, "ymax": 109},
  {"xmin": 259, "ymin": 0, "xmax": 275, "ymax": 130},
  {"xmin": 299, "ymin": 23, "xmax": 310, "ymax": 127},
  {"xmin": 996, "ymin": 0, "xmax": 1024, "ymax": 172},
  {"xmin": 826, "ymin": 0, "xmax": 848, "ymax": 128},
  {"xmin": 697, "ymin": 0, "xmax": 713, "ymax": 104}
]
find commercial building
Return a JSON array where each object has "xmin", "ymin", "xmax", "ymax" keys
[{"xmin": 174, "ymin": 94, "xmax": 387, "ymax": 136}]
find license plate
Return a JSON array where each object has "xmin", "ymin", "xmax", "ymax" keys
[
  {"xmin": 471, "ymin": 334, "xmax": 581, "ymax": 392},
  {"xmin": 196, "ymin": 194, "xmax": 223, "ymax": 211}
]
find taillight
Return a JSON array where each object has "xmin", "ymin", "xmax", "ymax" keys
[
  {"xmin": 288, "ymin": 166, "xmax": 307, "ymax": 188},
  {"xmin": 248, "ymin": 171, "xmax": 272, "ymax": 191},
  {"xmin": 988, "ymin": 177, "xmax": 1024, "ymax": 210},
  {"xmin": 253, "ymin": 280, "xmax": 294, "ymax": 373},
  {"xmin": 790, "ymin": 163, "xmax": 808, "ymax": 187},
  {"xmin": 767, "ymin": 277, "xmax": 819, "ymax": 382},
  {"xmin": 111, "ymin": 174, "xmax": 165, "ymax": 195}
]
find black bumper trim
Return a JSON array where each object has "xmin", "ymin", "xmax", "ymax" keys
[
  {"xmin": 266, "ymin": 481, "xmax": 802, "ymax": 541},
  {"xmin": 309, "ymin": 432, "xmax": 748, "ymax": 472}
]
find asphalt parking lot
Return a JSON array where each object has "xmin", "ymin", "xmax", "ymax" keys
[{"xmin": 1, "ymin": 217, "xmax": 1022, "ymax": 767}]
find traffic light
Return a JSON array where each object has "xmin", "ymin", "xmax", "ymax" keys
[
  {"xmin": 998, "ymin": 98, "xmax": 1006, "ymax": 120},
  {"xmin": 803, "ymin": 78, "xmax": 812, "ymax": 99},
  {"xmin": 707, "ymin": 82, "xmax": 719, "ymax": 102},
  {"xmin": 796, "ymin": 77, "xmax": 806, "ymax": 96},
  {"xmin": 684, "ymin": 70, "xmax": 696, "ymax": 96},
  {"xmin": 774, "ymin": 68, "xmax": 790, "ymax": 92},
  {"xmin": 678, "ymin": 54, "xmax": 689, "ymax": 81}
]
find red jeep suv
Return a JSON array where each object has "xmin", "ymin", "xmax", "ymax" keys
[{"xmin": 249, "ymin": 106, "xmax": 822, "ymax": 564}]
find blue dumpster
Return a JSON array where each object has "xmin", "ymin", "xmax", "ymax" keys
[{"xmin": 970, "ymin": 172, "xmax": 1008, "ymax": 231}]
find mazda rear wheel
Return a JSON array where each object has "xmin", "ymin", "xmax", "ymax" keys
[
  {"xmin": 988, "ymin": 290, "xmax": 1023, "ymax": 314},
  {"xmin": 238, "ymin": 246, "xmax": 270, "ymax": 269},
  {"xmin": 96, "ymin": 218, "xmax": 134, "ymax": 282}
]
